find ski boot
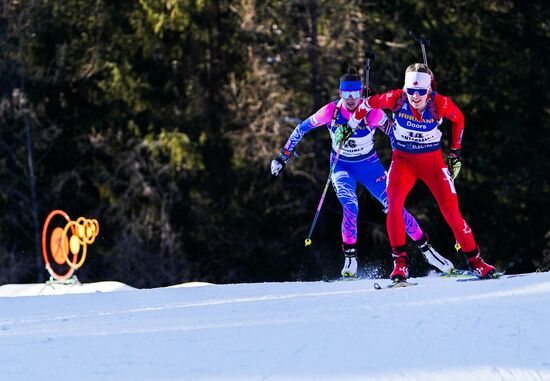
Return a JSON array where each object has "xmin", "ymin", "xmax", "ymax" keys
[
  {"xmin": 341, "ymin": 244, "xmax": 358, "ymax": 278},
  {"xmin": 390, "ymin": 247, "xmax": 409, "ymax": 281},
  {"xmin": 462, "ymin": 246, "xmax": 496, "ymax": 278},
  {"xmin": 415, "ymin": 233, "xmax": 455, "ymax": 274}
]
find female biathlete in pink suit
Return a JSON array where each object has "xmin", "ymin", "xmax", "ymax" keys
[
  {"xmin": 348, "ymin": 63, "xmax": 496, "ymax": 280},
  {"xmin": 271, "ymin": 67, "xmax": 454, "ymax": 278}
]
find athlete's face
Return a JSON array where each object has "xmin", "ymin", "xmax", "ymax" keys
[
  {"xmin": 405, "ymin": 87, "xmax": 430, "ymax": 112},
  {"xmin": 340, "ymin": 90, "xmax": 362, "ymax": 111}
]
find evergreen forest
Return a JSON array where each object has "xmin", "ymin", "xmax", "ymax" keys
[{"xmin": 1, "ymin": 0, "xmax": 549, "ymax": 287}]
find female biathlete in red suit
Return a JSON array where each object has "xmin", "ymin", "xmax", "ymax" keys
[{"xmin": 348, "ymin": 63, "xmax": 496, "ymax": 280}]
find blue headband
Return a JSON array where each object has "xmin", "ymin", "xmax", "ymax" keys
[{"xmin": 340, "ymin": 80, "xmax": 362, "ymax": 91}]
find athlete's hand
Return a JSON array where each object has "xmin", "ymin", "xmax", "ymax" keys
[
  {"xmin": 447, "ymin": 149, "xmax": 462, "ymax": 180},
  {"xmin": 335, "ymin": 124, "xmax": 354, "ymax": 145},
  {"xmin": 271, "ymin": 150, "xmax": 292, "ymax": 176}
]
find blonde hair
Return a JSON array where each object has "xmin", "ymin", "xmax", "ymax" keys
[{"xmin": 405, "ymin": 63, "xmax": 436, "ymax": 89}]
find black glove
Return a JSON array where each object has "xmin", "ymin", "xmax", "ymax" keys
[
  {"xmin": 447, "ymin": 148, "xmax": 462, "ymax": 180},
  {"xmin": 270, "ymin": 149, "xmax": 292, "ymax": 176}
]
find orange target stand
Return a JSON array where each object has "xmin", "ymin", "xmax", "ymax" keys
[{"xmin": 41, "ymin": 210, "xmax": 99, "ymax": 283}]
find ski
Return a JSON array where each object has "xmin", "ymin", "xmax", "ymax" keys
[
  {"xmin": 374, "ymin": 280, "xmax": 418, "ymax": 290},
  {"xmin": 439, "ymin": 269, "xmax": 479, "ymax": 278},
  {"xmin": 456, "ymin": 271, "xmax": 505, "ymax": 282},
  {"xmin": 322, "ymin": 276, "xmax": 361, "ymax": 283}
]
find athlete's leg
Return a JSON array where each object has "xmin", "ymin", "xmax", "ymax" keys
[
  {"xmin": 386, "ymin": 151, "xmax": 418, "ymax": 248},
  {"xmin": 331, "ymin": 162, "xmax": 358, "ymax": 245},
  {"xmin": 402, "ymin": 208, "xmax": 424, "ymax": 241},
  {"xmin": 355, "ymin": 158, "xmax": 424, "ymax": 241},
  {"xmin": 418, "ymin": 151, "xmax": 476, "ymax": 252}
]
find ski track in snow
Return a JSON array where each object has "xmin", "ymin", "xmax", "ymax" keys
[{"xmin": 0, "ymin": 273, "xmax": 549, "ymax": 380}]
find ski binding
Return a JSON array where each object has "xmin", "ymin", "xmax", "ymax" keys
[
  {"xmin": 374, "ymin": 280, "xmax": 418, "ymax": 290},
  {"xmin": 456, "ymin": 271, "xmax": 505, "ymax": 282}
]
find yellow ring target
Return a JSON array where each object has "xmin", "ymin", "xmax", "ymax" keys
[{"xmin": 42, "ymin": 210, "xmax": 99, "ymax": 280}]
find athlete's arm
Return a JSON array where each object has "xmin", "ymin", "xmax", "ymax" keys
[
  {"xmin": 366, "ymin": 89, "xmax": 403, "ymax": 110},
  {"xmin": 282, "ymin": 102, "xmax": 336, "ymax": 153},
  {"xmin": 366, "ymin": 108, "xmax": 391, "ymax": 135},
  {"xmin": 434, "ymin": 93, "xmax": 465, "ymax": 151},
  {"xmin": 348, "ymin": 90, "xmax": 401, "ymax": 130}
]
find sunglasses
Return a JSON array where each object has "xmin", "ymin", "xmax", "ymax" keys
[
  {"xmin": 405, "ymin": 88, "xmax": 429, "ymax": 96},
  {"xmin": 340, "ymin": 90, "xmax": 362, "ymax": 99}
]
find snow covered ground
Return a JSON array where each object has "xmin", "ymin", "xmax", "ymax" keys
[{"xmin": 1, "ymin": 272, "xmax": 550, "ymax": 381}]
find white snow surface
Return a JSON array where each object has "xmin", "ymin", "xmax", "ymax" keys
[{"xmin": 1, "ymin": 272, "xmax": 550, "ymax": 381}]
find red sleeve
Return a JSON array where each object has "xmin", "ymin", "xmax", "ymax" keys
[
  {"xmin": 367, "ymin": 89, "xmax": 403, "ymax": 110},
  {"xmin": 348, "ymin": 89, "xmax": 402, "ymax": 130},
  {"xmin": 433, "ymin": 93, "xmax": 465, "ymax": 150}
]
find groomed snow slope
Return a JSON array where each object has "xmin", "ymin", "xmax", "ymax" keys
[{"xmin": 1, "ymin": 272, "xmax": 549, "ymax": 381}]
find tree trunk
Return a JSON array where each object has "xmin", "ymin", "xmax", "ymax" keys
[
  {"xmin": 309, "ymin": 0, "xmax": 321, "ymax": 109},
  {"xmin": 21, "ymin": 82, "xmax": 44, "ymax": 282}
]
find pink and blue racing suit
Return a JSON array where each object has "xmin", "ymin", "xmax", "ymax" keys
[{"xmin": 282, "ymin": 99, "xmax": 425, "ymax": 245}]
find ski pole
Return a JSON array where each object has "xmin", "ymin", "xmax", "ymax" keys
[
  {"xmin": 305, "ymin": 50, "xmax": 376, "ymax": 247},
  {"xmin": 408, "ymin": 30, "xmax": 430, "ymax": 66},
  {"xmin": 304, "ymin": 143, "xmax": 344, "ymax": 247}
]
